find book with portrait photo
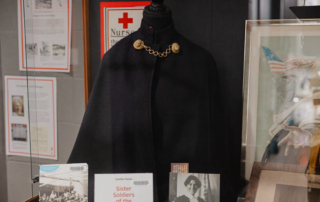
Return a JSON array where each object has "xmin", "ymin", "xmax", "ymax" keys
[{"xmin": 169, "ymin": 173, "xmax": 220, "ymax": 202}]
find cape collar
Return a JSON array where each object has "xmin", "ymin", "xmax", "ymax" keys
[{"xmin": 137, "ymin": 20, "xmax": 179, "ymax": 46}]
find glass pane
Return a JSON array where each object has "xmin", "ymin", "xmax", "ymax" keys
[
  {"xmin": 7, "ymin": 0, "xmax": 85, "ymax": 200},
  {"xmin": 242, "ymin": 18, "xmax": 320, "ymax": 178}
]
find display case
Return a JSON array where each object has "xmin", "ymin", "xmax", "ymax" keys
[
  {"xmin": 1, "ymin": 0, "xmax": 320, "ymax": 202},
  {"xmin": 241, "ymin": 18, "xmax": 320, "ymax": 201},
  {"xmin": 0, "ymin": 0, "xmax": 85, "ymax": 201}
]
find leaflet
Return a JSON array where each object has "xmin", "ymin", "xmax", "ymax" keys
[
  {"xmin": 18, "ymin": 0, "xmax": 72, "ymax": 72},
  {"xmin": 5, "ymin": 76, "xmax": 57, "ymax": 159}
]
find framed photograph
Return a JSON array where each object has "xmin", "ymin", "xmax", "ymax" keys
[
  {"xmin": 242, "ymin": 19, "xmax": 320, "ymax": 180},
  {"xmin": 244, "ymin": 162, "xmax": 320, "ymax": 202},
  {"xmin": 169, "ymin": 173, "xmax": 220, "ymax": 202}
]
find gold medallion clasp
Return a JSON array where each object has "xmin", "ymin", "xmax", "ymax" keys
[
  {"xmin": 133, "ymin": 39, "xmax": 145, "ymax": 50},
  {"xmin": 172, "ymin": 42, "xmax": 180, "ymax": 53}
]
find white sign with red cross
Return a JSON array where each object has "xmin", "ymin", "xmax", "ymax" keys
[{"xmin": 101, "ymin": 2, "xmax": 151, "ymax": 58}]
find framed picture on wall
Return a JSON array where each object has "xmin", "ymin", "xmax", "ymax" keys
[
  {"xmin": 242, "ymin": 19, "xmax": 320, "ymax": 180},
  {"xmin": 244, "ymin": 162, "xmax": 320, "ymax": 202}
]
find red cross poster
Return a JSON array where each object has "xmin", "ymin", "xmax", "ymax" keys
[{"xmin": 100, "ymin": 1, "xmax": 151, "ymax": 59}]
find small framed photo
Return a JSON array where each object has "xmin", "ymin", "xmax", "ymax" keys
[
  {"xmin": 169, "ymin": 173, "xmax": 220, "ymax": 202},
  {"xmin": 245, "ymin": 162, "xmax": 320, "ymax": 202}
]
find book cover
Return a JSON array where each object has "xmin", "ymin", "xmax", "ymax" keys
[
  {"xmin": 95, "ymin": 173, "xmax": 153, "ymax": 202},
  {"xmin": 39, "ymin": 163, "xmax": 88, "ymax": 202},
  {"xmin": 169, "ymin": 173, "xmax": 220, "ymax": 202}
]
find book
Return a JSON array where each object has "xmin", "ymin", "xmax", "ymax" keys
[
  {"xmin": 39, "ymin": 163, "xmax": 88, "ymax": 202},
  {"xmin": 95, "ymin": 173, "xmax": 153, "ymax": 202},
  {"xmin": 169, "ymin": 173, "xmax": 220, "ymax": 202}
]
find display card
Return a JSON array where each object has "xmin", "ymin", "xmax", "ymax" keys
[
  {"xmin": 171, "ymin": 163, "xmax": 189, "ymax": 173},
  {"xmin": 169, "ymin": 173, "xmax": 220, "ymax": 202},
  {"xmin": 39, "ymin": 163, "xmax": 88, "ymax": 201},
  {"xmin": 95, "ymin": 173, "xmax": 153, "ymax": 202}
]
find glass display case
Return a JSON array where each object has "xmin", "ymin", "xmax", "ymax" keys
[
  {"xmin": 0, "ymin": 0, "xmax": 85, "ymax": 201},
  {"xmin": 1, "ymin": 0, "xmax": 320, "ymax": 202},
  {"xmin": 241, "ymin": 18, "xmax": 320, "ymax": 201}
]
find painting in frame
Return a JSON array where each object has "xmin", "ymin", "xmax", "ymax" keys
[{"xmin": 242, "ymin": 19, "xmax": 320, "ymax": 180}]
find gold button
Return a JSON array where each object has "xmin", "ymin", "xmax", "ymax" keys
[
  {"xmin": 172, "ymin": 42, "xmax": 180, "ymax": 53},
  {"xmin": 133, "ymin": 39, "xmax": 144, "ymax": 50}
]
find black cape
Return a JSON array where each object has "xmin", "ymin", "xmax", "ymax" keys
[{"xmin": 68, "ymin": 20, "xmax": 231, "ymax": 202}]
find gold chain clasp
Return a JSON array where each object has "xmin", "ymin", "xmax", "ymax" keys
[{"xmin": 133, "ymin": 39, "xmax": 180, "ymax": 57}]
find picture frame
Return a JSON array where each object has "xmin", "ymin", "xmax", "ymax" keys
[
  {"xmin": 241, "ymin": 19, "xmax": 320, "ymax": 180},
  {"xmin": 245, "ymin": 162, "xmax": 320, "ymax": 202}
]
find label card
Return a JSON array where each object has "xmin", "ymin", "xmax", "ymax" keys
[
  {"xmin": 39, "ymin": 163, "xmax": 88, "ymax": 201},
  {"xmin": 171, "ymin": 163, "xmax": 189, "ymax": 173},
  {"xmin": 169, "ymin": 173, "xmax": 220, "ymax": 202},
  {"xmin": 95, "ymin": 173, "xmax": 153, "ymax": 202}
]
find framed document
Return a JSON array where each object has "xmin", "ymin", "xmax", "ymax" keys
[
  {"xmin": 18, "ymin": 0, "xmax": 72, "ymax": 72},
  {"xmin": 5, "ymin": 76, "xmax": 57, "ymax": 159},
  {"xmin": 245, "ymin": 162, "xmax": 320, "ymax": 202},
  {"xmin": 100, "ymin": 1, "xmax": 150, "ymax": 58},
  {"xmin": 242, "ymin": 19, "xmax": 320, "ymax": 180}
]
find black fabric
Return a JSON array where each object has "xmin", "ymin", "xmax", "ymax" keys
[
  {"xmin": 89, "ymin": 2, "xmax": 248, "ymax": 199},
  {"xmin": 68, "ymin": 20, "xmax": 232, "ymax": 202},
  {"xmin": 142, "ymin": 12, "xmax": 172, "ymax": 31}
]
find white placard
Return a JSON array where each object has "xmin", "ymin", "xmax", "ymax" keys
[
  {"xmin": 5, "ymin": 75, "xmax": 57, "ymax": 160},
  {"xmin": 95, "ymin": 173, "xmax": 153, "ymax": 202},
  {"xmin": 18, "ymin": 0, "xmax": 72, "ymax": 72}
]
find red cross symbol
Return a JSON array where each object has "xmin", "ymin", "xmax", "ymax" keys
[{"xmin": 118, "ymin": 12, "xmax": 133, "ymax": 29}]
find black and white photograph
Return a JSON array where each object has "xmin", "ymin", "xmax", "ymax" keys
[
  {"xmin": 35, "ymin": 0, "xmax": 52, "ymax": 9},
  {"xmin": 40, "ymin": 164, "xmax": 88, "ymax": 202},
  {"xmin": 53, "ymin": 44, "xmax": 66, "ymax": 56},
  {"xmin": 11, "ymin": 124, "xmax": 27, "ymax": 142},
  {"xmin": 26, "ymin": 43, "xmax": 38, "ymax": 56},
  {"xmin": 12, "ymin": 96, "xmax": 24, "ymax": 117},
  {"xmin": 169, "ymin": 173, "xmax": 220, "ymax": 202},
  {"xmin": 40, "ymin": 41, "xmax": 51, "ymax": 56}
]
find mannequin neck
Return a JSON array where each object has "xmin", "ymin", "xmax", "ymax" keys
[{"xmin": 142, "ymin": 11, "xmax": 172, "ymax": 31}]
